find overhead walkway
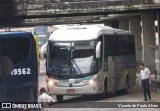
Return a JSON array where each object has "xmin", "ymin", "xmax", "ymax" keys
[{"xmin": 0, "ymin": 0, "xmax": 160, "ymax": 26}]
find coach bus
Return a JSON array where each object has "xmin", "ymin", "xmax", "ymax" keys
[
  {"xmin": 0, "ymin": 32, "xmax": 39, "ymax": 110},
  {"xmin": 46, "ymin": 25, "xmax": 136, "ymax": 102}
]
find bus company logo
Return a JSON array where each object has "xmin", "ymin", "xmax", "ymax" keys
[
  {"xmin": 69, "ymin": 83, "xmax": 73, "ymax": 87},
  {"xmin": 115, "ymin": 60, "xmax": 123, "ymax": 73}
]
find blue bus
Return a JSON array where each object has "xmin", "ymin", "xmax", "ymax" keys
[{"xmin": 0, "ymin": 32, "xmax": 39, "ymax": 110}]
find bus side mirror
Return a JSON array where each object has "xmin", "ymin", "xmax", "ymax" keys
[{"xmin": 96, "ymin": 41, "xmax": 101, "ymax": 58}]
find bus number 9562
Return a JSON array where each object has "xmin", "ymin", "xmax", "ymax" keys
[{"xmin": 11, "ymin": 68, "xmax": 31, "ymax": 75}]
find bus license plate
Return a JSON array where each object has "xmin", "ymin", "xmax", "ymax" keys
[{"xmin": 67, "ymin": 89, "xmax": 75, "ymax": 93}]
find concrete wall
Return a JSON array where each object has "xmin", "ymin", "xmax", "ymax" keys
[
  {"xmin": 155, "ymin": 48, "xmax": 160, "ymax": 74},
  {"xmin": 155, "ymin": 11, "xmax": 160, "ymax": 74},
  {"xmin": 129, "ymin": 16, "xmax": 142, "ymax": 64},
  {"xmin": 153, "ymin": 0, "xmax": 160, "ymax": 3},
  {"xmin": 141, "ymin": 12, "xmax": 156, "ymax": 73},
  {"xmin": 119, "ymin": 18, "xmax": 129, "ymax": 30}
]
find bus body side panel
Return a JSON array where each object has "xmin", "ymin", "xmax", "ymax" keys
[
  {"xmin": 128, "ymin": 54, "xmax": 136, "ymax": 88},
  {"xmin": 0, "ymin": 42, "xmax": 4, "ymax": 102},
  {"xmin": 106, "ymin": 56, "xmax": 115, "ymax": 92},
  {"xmin": 104, "ymin": 55, "xmax": 136, "ymax": 92},
  {"xmin": 32, "ymin": 35, "xmax": 39, "ymax": 102},
  {"xmin": 34, "ymin": 35, "xmax": 40, "ymax": 75},
  {"xmin": 103, "ymin": 34, "xmax": 136, "ymax": 92}
]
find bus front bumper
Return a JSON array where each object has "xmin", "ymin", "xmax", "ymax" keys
[{"xmin": 47, "ymin": 82, "xmax": 102, "ymax": 95}]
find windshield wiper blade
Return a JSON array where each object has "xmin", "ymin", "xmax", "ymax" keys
[{"xmin": 72, "ymin": 59, "xmax": 82, "ymax": 74}]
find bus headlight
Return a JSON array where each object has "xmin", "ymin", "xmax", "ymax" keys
[
  {"xmin": 88, "ymin": 75, "xmax": 98, "ymax": 85},
  {"xmin": 89, "ymin": 79, "xmax": 94, "ymax": 85},
  {"xmin": 48, "ymin": 80, "xmax": 54, "ymax": 86}
]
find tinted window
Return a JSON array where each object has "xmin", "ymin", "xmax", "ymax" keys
[
  {"xmin": 104, "ymin": 35, "xmax": 135, "ymax": 55},
  {"xmin": 0, "ymin": 38, "xmax": 30, "ymax": 65}
]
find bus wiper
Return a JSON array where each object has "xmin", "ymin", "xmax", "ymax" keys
[{"xmin": 72, "ymin": 59, "xmax": 82, "ymax": 74}]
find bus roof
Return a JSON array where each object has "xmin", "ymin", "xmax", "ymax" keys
[
  {"xmin": 49, "ymin": 25, "xmax": 132, "ymax": 41},
  {"xmin": 0, "ymin": 31, "xmax": 33, "ymax": 39}
]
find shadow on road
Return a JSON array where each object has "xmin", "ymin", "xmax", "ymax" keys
[{"xmin": 57, "ymin": 92, "xmax": 125, "ymax": 103}]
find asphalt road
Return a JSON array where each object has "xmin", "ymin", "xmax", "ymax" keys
[{"xmin": 39, "ymin": 59, "xmax": 160, "ymax": 111}]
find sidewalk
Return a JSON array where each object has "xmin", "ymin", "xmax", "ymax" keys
[
  {"xmin": 136, "ymin": 73, "xmax": 160, "ymax": 92},
  {"xmin": 151, "ymin": 72, "xmax": 160, "ymax": 79},
  {"xmin": 151, "ymin": 74, "xmax": 160, "ymax": 92}
]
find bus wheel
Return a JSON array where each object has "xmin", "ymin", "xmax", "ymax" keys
[
  {"xmin": 102, "ymin": 79, "xmax": 108, "ymax": 99},
  {"xmin": 123, "ymin": 78, "xmax": 129, "ymax": 94},
  {"xmin": 115, "ymin": 90, "xmax": 123, "ymax": 96},
  {"xmin": 56, "ymin": 95, "xmax": 63, "ymax": 103}
]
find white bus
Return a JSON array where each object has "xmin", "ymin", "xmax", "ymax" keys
[{"xmin": 46, "ymin": 25, "xmax": 136, "ymax": 102}]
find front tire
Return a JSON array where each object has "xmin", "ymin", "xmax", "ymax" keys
[
  {"xmin": 115, "ymin": 90, "xmax": 123, "ymax": 96},
  {"xmin": 56, "ymin": 95, "xmax": 63, "ymax": 103},
  {"xmin": 123, "ymin": 79, "xmax": 129, "ymax": 94},
  {"xmin": 102, "ymin": 79, "xmax": 108, "ymax": 98}
]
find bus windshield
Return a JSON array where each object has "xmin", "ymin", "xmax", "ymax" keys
[{"xmin": 47, "ymin": 41, "xmax": 96, "ymax": 75}]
